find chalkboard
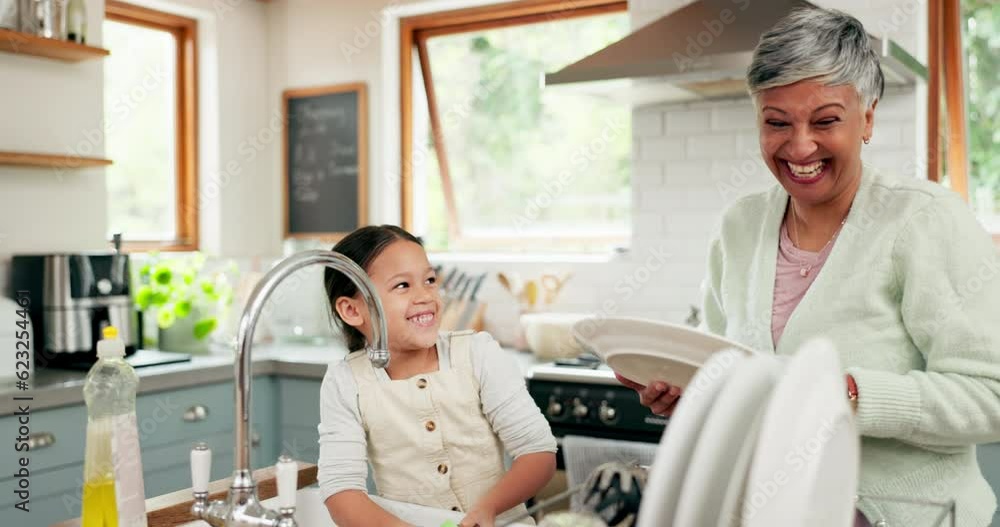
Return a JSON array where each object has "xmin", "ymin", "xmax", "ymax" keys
[{"xmin": 283, "ymin": 82, "xmax": 367, "ymax": 239}]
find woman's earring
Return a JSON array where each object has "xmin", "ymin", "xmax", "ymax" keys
[{"xmin": 863, "ymin": 136, "xmax": 871, "ymax": 145}]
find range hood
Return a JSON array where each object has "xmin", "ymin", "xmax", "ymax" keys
[{"xmin": 545, "ymin": 0, "xmax": 927, "ymax": 106}]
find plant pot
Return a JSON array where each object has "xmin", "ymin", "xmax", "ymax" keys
[{"xmin": 156, "ymin": 309, "xmax": 213, "ymax": 355}]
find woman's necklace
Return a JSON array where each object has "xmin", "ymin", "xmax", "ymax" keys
[{"xmin": 788, "ymin": 205, "xmax": 848, "ymax": 278}]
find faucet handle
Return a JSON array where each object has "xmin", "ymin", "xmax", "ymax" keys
[
  {"xmin": 191, "ymin": 442, "xmax": 212, "ymax": 494},
  {"xmin": 276, "ymin": 455, "xmax": 297, "ymax": 510}
]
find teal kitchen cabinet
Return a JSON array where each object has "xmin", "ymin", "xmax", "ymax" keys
[
  {"xmin": 0, "ymin": 461, "xmax": 88, "ymax": 527},
  {"xmin": 977, "ymin": 443, "xmax": 1000, "ymax": 527},
  {"xmin": 135, "ymin": 377, "xmax": 282, "ymax": 497},
  {"xmin": 252, "ymin": 376, "xmax": 281, "ymax": 469},
  {"xmin": 0, "ymin": 378, "xmax": 277, "ymax": 526},
  {"xmin": 277, "ymin": 378, "xmax": 323, "ymax": 465},
  {"xmin": 0, "ymin": 400, "xmax": 86, "ymax": 473},
  {"xmin": 0, "ymin": 401, "xmax": 88, "ymax": 526}
]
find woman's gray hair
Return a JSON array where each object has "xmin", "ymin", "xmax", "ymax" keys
[{"xmin": 747, "ymin": 6, "xmax": 885, "ymax": 108}]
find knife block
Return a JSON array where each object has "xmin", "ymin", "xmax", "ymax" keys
[{"xmin": 439, "ymin": 300, "xmax": 487, "ymax": 332}]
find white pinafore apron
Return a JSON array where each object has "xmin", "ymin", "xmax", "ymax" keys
[{"xmin": 347, "ymin": 330, "xmax": 534, "ymax": 525}]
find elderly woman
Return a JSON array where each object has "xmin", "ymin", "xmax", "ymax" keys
[{"xmin": 618, "ymin": 6, "xmax": 1000, "ymax": 527}]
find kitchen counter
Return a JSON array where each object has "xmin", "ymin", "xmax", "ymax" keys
[{"xmin": 0, "ymin": 341, "xmax": 542, "ymax": 417}]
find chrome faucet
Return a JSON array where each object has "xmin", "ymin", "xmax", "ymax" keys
[{"xmin": 190, "ymin": 250, "xmax": 390, "ymax": 527}]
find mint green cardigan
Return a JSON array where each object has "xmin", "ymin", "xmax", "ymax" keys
[{"xmin": 702, "ymin": 166, "xmax": 1000, "ymax": 526}]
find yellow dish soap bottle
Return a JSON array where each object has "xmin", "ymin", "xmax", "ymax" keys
[{"xmin": 81, "ymin": 326, "xmax": 148, "ymax": 527}]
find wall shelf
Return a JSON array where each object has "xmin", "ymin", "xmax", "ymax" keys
[
  {"xmin": 0, "ymin": 28, "xmax": 109, "ymax": 62},
  {"xmin": 0, "ymin": 151, "xmax": 112, "ymax": 169}
]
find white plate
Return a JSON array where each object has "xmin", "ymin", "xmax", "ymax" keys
[
  {"xmin": 636, "ymin": 349, "xmax": 747, "ymax": 527},
  {"xmin": 716, "ymin": 402, "xmax": 768, "ymax": 527},
  {"xmin": 744, "ymin": 338, "xmax": 859, "ymax": 527},
  {"xmin": 673, "ymin": 355, "xmax": 784, "ymax": 527},
  {"xmin": 571, "ymin": 316, "xmax": 755, "ymax": 387}
]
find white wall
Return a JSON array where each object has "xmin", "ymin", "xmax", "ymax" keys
[
  {"xmin": 0, "ymin": 0, "xmax": 109, "ymax": 255},
  {"xmin": 136, "ymin": 0, "xmax": 273, "ymax": 258}
]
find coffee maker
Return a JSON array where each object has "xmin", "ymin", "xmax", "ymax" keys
[{"xmin": 10, "ymin": 250, "xmax": 138, "ymax": 369}]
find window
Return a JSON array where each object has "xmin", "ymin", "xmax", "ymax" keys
[
  {"xmin": 401, "ymin": 1, "xmax": 631, "ymax": 253},
  {"xmin": 930, "ymin": 0, "xmax": 999, "ymax": 240},
  {"xmin": 962, "ymin": 1, "xmax": 999, "ymax": 233},
  {"xmin": 104, "ymin": 1, "xmax": 197, "ymax": 250}
]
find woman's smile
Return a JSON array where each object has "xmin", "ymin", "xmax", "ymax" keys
[{"xmin": 780, "ymin": 158, "xmax": 832, "ymax": 185}]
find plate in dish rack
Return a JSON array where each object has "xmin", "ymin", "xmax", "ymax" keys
[
  {"xmin": 635, "ymin": 348, "xmax": 747, "ymax": 527},
  {"xmin": 571, "ymin": 316, "xmax": 756, "ymax": 387},
  {"xmin": 744, "ymin": 337, "xmax": 859, "ymax": 527}
]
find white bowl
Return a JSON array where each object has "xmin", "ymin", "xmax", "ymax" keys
[{"xmin": 519, "ymin": 312, "xmax": 590, "ymax": 360}]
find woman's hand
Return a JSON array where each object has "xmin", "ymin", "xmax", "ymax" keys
[
  {"xmin": 458, "ymin": 504, "xmax": 497, "ymax": 527},
  {"xmin": 615, "ymin": 373, "xmax": 683, "ymax": 416}
]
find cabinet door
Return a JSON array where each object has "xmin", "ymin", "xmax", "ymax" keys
[
  {"xmin": 0, "ymin": 462, "xmax": 83, "ymax": 526},
  {"xmin": 142, "ymin": 431, "xmax": 234, "ymax": 498},
  {"xmin": 278, "ymin": 378, "xmax": 322, "ymax": 464},
  {"xmin": 252, "ymin": 376, "xmax": 280, "ymax": 470},
  {"xmin": 0, "ymin": 403, "xmax": 86, "ymax": 473},
  {"xmin": 136, "ymin": 381, "xmax": 233, "ymax": 451}
]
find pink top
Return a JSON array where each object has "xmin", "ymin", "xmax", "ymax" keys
[
  {"xmin": 773, "ymin": 221, "xmax": 870, "ymax": 527},
  {"xmin": 771, "ymin": 221, "xmax": 837, "ymax": 347}
]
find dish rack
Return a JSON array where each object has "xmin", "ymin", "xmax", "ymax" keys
[
  {"xmin": 501, "ymin": 479, "xmax": 961, "ymax": 527},
  {"xmin": 856, "ymin": 494, "xmax": 957, "ymax": 527}
]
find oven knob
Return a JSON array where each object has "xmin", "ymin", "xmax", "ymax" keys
[
  {"xmin": 599, "ymin": 401, "xmax": 618, "ymax": 424},
  {"xmin": 546, "ymin": 397, "xmax": 564, "ymax": 418},
  {"xmin": 571, "ymin": 397, "xmax": 589, "ymax": 418}
]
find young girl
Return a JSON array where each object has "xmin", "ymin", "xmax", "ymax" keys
[{"xmin": 318, "ymin": 225, "xmax": 557, "ymax": 527}]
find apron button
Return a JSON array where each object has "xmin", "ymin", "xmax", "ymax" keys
[
  {"xmin": 425, "ymin": 420, "xmax": 437, "ymax": 432},
  {"xmin": 417, "ymin": 378, "xmax": 428, "ymax": 389},
  {"xmin": 438, "ymin": 463, "xmax": 449, "ymax": 474}
]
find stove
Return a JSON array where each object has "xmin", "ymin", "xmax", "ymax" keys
[{"xmin": 527, "ymin": 357, "xmax": 667, "ymax": 448}]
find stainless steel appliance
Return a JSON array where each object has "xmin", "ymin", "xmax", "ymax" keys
[
  {"xmin": 527, "ymin": 358, "xmax": 667, "ymax": 465},
  {"xmin": 10, "ymin": 251, "xmax": 138, "ymax": 369},
  {"xmin": 545, "ymin": 0, "xmax": 927, "ymax": 106}
]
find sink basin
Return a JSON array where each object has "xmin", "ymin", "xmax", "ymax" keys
[{"xmin": 182, "ymin": 487, "xmax": 536, "ymax": 527}]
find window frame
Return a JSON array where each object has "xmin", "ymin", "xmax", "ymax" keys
[
  {"xmin": 104, "ymin": 1, "xmax": 199, "ymax": 251},
  {"xmin": 398, "ymin": 0, "xmax": 628, "ymax": 247},
  {"xmin": 931, "ymin": 0, "xmax": 1000, "ymax": 244}
]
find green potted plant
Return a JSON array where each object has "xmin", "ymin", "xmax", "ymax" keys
[{"xmin": 133, "ymin": 252, "xmax": 237, "ymax": 354}]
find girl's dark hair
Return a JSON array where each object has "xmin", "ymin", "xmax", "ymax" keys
[{"xmin": 325, "ymin": 225, "xmax": 423, "ymax": 351}]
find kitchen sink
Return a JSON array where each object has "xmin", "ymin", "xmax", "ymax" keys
[{"xmin": 182, "ymin": 487, "xmax": 537, "ymax": 526}]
